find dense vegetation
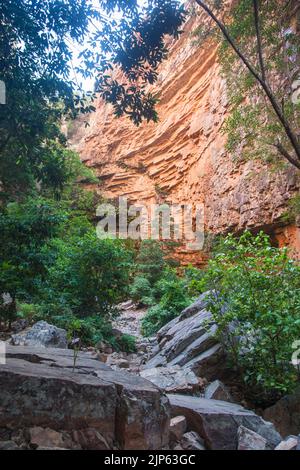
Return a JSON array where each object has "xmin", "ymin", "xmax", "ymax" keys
[
  {"xmin": 137, "ymin": 232, "xmax": 300, "ymax": 401},
  {"xmin": 0, "ymin": 188, "xmax": 134, "ymax": 348},
  {"xmin": 190, "ymin": 231, "xmax": 300, "ymax": 402},
  {"xmin": 129, "ymin": 241, "xmax": 191, "ymax": 335},
  {"xmin": 0, "ymin": 0, "xmax": 186, "ymax": 349}
]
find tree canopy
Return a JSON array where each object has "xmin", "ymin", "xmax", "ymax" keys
[{"xmin": 0, "ymin": 0, "xmax": 186, "ymax": 197}]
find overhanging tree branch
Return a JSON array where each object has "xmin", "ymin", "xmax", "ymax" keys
[
  {"xmin": 274, "ymin": 141, "xmax": 300, "ymax": 169},
  {"xmin": 253, "ymin": 0, "xmax": 266, "ymax": 83},
  {"xmin": 194, "ymin": 0, "xmax": 300, "ymax": 168}
]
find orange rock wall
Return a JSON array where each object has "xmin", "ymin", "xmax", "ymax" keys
[{"xmin": 70, "ymin": 11, "xmax": 300, "ymax": 264}]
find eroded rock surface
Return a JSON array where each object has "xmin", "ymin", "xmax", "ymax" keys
[
  {"xmin": 10, "ymin": 321, "xmax": 67, "ymax": 349},
  {"xmin": 140, "ymin": 366, "xmax": 201, "ymax": 394},
  {"xmin": 0, "ymin": 346, "xmax": 170, "ymax": 450},
  {"xmin": 168, "ymin": 394, "xmax": 281, "ymax": 450},
  {"xmin": 263, "ymin": 388, "xmax": 300, "ymax": 437},
  {"xmin": 69, "ymin": 12, "xmax": 300, "ymax": 264},
  {"xmin": 144, "ymin": 296, "xmax": 227, "ymax": 381}
]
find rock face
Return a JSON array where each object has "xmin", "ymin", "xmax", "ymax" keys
[
  {"xmin": 263, "ymin": 388, "xmax": 300, "ymax": 437},
  {"xmin": 140, "ymin": 366, "xmax": 200, "ymax": 394},
  {"xmin": 69, "ymin": 10, "xmax": 300, "ymax": 264},
  {"xmin": 205, "ymin": 380, "xmax": 233, "ymax": 402},
  {"xmin": 0, "ymin": 346, "xmax": 170, "ymax": 450},
  {"xmin": 275, "ymin": 436, "xmax": 299, "ymax": 451},
  {"xmin": 144, "ymin": 295, "xmax": 227, "ymax": 381},
  {"xmin": 180, "ymin": 431, "xmax": 206, "ymax": 450},
  {"xmin": 237, "ymin": 425, "xmax": 267, "ymax": 450},
  {"xmin": 168, "ymin": 394, "xmax": 281, "ymax": 450},
  {"xmin": 10, "ymin": 321, "xmax": 68, "ymax": 349},
  {"xmin": 169, "ymin": 416, "xmax": 187, "ymax": 442}
]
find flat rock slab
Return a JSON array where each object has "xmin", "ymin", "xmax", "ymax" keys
[
  {"xmin": 168, "ymin": 394, "xmax": 281, "ymax": 450},
  {"xmin": 140, "ymin": 366, "xmax": 200, "ymax": 394},
  {"xmin": 0, "ymin": 346, "xmax": 170, "ymax": 450}
]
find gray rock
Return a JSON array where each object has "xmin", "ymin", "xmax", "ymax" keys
[
  {"xmin": 140, "ymin": 366, "xmax": 200, "ymax": 394},
  {"xmin": 10, "ymin": 321, "xmax": 68, "ymax": 349},
  {"xmin": 143, "ymin": 353, "xmax": 167, "ymax": 369},
  {"xmin": 238, "ymin": 425, "xmax": 267, "ymax": 450},
  {"xmin": 169, "ymin": 328, "xmax": 218, "ymax": 367},
  {"xmin": 0, "ymin": 440, "xmax": 20, "ymax": 450},
  {"xmin": 179, "ymin": 292, "xmax": 211, "ymax": 320},
  {"xmin": 29, "ymin": 427, "xmax": 74, "ymax": 449},
  {"xmin": 205, "ymin": 380, "xmax": 233, "ymax": 402},
  {"xmin": 184, "ymin": 343, "xmax": 226, "ymax": 380},
  {"xmin": 170, "ymin": 416, "xmax": 187, "ymax": 442},
  {"xmin": 168, "ymin": 394, "xmax": 281, "ymax": 450},
  {"xmin": 180, "ymin": 431, "xmax": 206, "ymax": 450},
  {"xmin": 275, "ymin": 437, "xmax": 298, "ymax": 450},
  {"xmin": 0, "ymin": 345, "xmax": 170, "ymax": 450},
  {"xmin": 263, "ymin": 387, "xmax": 300, "ymax": 437},
  {"xmin": 145, "ymin": 296, "xmax": 227, "ymax": 381}
]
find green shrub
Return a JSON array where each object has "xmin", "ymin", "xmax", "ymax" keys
[
  {"xmin": 199, "ymin": 230, "xmax": 300, "ymax": 403},
  {"xmin": 42, "ymin": 231, "xmax": 133, "ymax": 316},
  {"xmin": 0, "ymin": 195, "xmax": 134, "ymax": 339},
  {"xmin": 16, "ymin": 303, "xmax": 40, "ymax": 323},
  {"xmin": 129, "ymin": 276, "xmax": 155, "ymax": 306},
  {"xmin": 141, "ymin": 268, "xmax": 191, "ymax": 336},
  {"xmin": 135, "ymin": 240, "xmax": 165, "ymax": 286},
  {"xmin": 141, "ymin": 304, "xmax": 174, "ymax": 336},
  {"xmin": 117, "ymin": 334, "xmax": 137, "ymax": 353}
]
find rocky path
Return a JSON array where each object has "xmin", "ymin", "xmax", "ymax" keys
[
  {"xmin": 112, "ymin": 300, "xmax": 147, "ymax": 341},
  {"xmin": 1, "ymin": 296, "xmax": 296, "ymax": 450},
  {"xmin": 101, "ymin": 301, "xmax": 157, "ymax": 373}
]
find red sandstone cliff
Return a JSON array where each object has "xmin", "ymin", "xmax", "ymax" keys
[{"xmin": 69, "ymin": 10, "xmax": 300, "ymax": 263}]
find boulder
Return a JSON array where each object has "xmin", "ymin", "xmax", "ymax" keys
[
  {"xmin": 72, "ymin": 428, "xmax": 110, "ymax": 450},
  {"xmin": 275, "ymin": 436, "xmax": 298, "ymax": 450},
  {"xmin": 179, "ymin": 292, "xmax": 211, "ymax": 320},
  {"xmin": 169, "ymin": 416, "xmax": 187, "ymax": 442},
  {"xmin": 237, "ymin": 425, "xmax": 267, "ymax": 450},
  {"xmin": 263, "ymin": 388, "xmax": 300, "ymax": 437},
  {"xmin": 0, "ymin": 345, "xmax": 170, "ymax": 450},
  {"xmin": 140, "ymin": 366, "xmax": 200, "ymax": 394},
  {"xmin": 144, "ymin": 296, "xmax": 227, "ymax": 380},
  {"xmin": 10, "ymin": 321, "xmax": 67, "ymax": 349},
  {"xmin": 205, "ymin": 380, "xmax": 233, "ymax": 402},
  {"xmin": 168, "ymin": 394, "xmax": 281, "ymax": 450},
  {"xmin": 29, "ymin": 427, "xmax": 74, "ymax": 450},
  {"xmin": 180, "ymin": 431, "xmax": 206, "ymax": 450}
]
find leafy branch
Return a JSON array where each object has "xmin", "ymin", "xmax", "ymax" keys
[{"xmin": 195, "ymin": 0, "xmax": 300, "ymax": 169}]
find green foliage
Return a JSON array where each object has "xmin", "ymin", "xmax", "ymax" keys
[
  {"xmin": 219, "ymin": 0, "xmax": 300, "ymax": 166},
  {"xmin": 129, "ymin": 276, "xmax": 154, "ymax": 306},
  {"xmin": 281, "ymin": 194, "xmax": 300, "ymax": 223},
  {"xmin": 0, "ymin": 197, "xmax": 67, "ymax": 302},
  {"xmin": 141, "ymin": 268, "xmax": 191, "ymax": 336},
  {"xmin": 194, "ymin": 231, "xmax": 300, "ymax": 402},
  {"xmin": 117, "ymin": 334, "xmax": 137, "ymax": 353},
  {"xmin": 0, "ymin": 193, "xmax": 134, "ymax": 342},
  {"xmin": 16, "ymin": 303, "xmax": 40, "ymax": 323},
  {"xmin": 0, "ymin": 1, "xmax": 186, "ymax": 198},
  {"xmin": 44, "ymin": 231, "xmax": 133, "ymax": 316},
  {"xmin": 0, "ymin": 0, "xmax": 99, "ymax": 196},
  {"xmin": 134, "ymin": 240, "xmax": 166, "ymax": 286}
]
